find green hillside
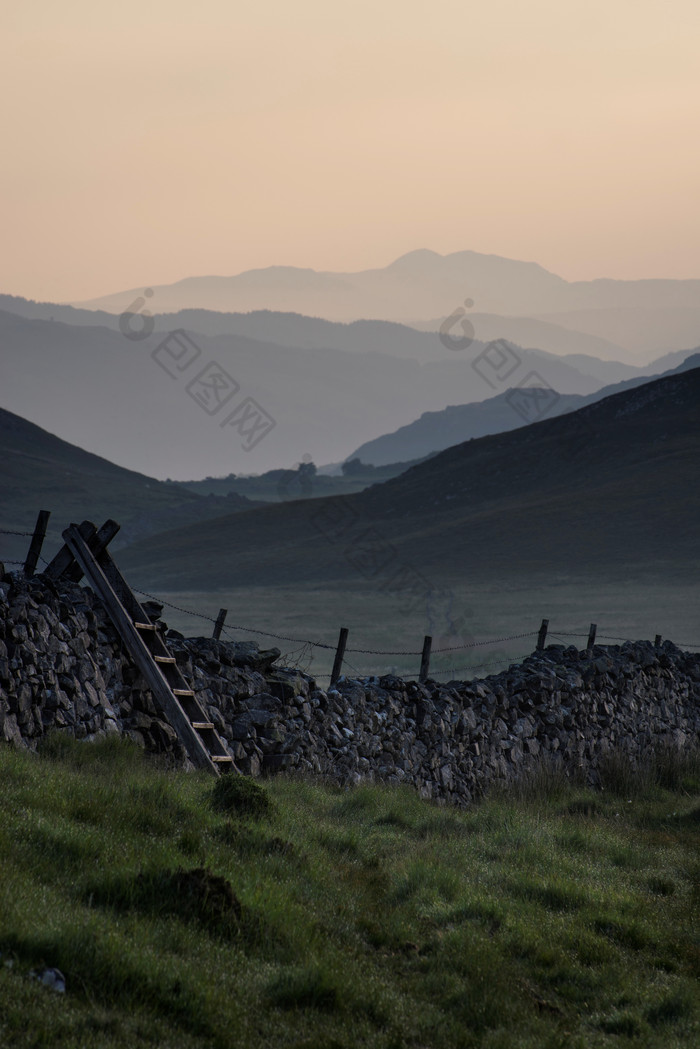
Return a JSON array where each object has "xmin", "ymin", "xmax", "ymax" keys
[{"xmin": 1, "ymin": 737, "xmax": 698, "ymax": 1049}]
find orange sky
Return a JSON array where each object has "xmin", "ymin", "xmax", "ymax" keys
[{"xmin": 2, "ymin": 0, "xmax": 700, "ymax": 302}]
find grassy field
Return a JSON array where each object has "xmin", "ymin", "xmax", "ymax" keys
[
  {"xmin": 140, "ymin": 576, "xmax": 700, "ymax": 684},
  {"xmin": 1, "ymin": 737, "xmax": 698, "ymax": 1048}
]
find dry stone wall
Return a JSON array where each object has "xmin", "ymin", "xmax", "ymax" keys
[{"xmin": 1, "ymin": 569, "xmax": 698, "ymax": 804}]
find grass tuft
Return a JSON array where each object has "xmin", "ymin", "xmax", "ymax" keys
[{"xmin": 209, "ymin": 774, "xmax": 274, "ymax": 819}]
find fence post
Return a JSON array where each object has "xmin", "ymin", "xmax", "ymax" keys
[
  {"xmin": 212, "ymin": 608, "xmax": 227, "ymax": 640},
  {"xmin": 536, "ymin": 618, "xmax": 549, "ymax": 651},
  {"xmin": 419, "ymin": 635, "xmax": 432, "ymax": 684},
  {"xmin": 587, "ymin": 623, "xmax": 597, "ymax": 651},
  {"xmin": 654, "ymin": 634, "xmax": 662, "ymax": 649},
  {"xmin": 330, "ymin": 627, "xmax": 349, "ymax": 686},
  {"xmin": 24, "ymin": 510, "xmax": 51, "ymax": 578}
]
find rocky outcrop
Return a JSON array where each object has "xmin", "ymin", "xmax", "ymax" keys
[{"xmin": 1, "ymin": 569, "xmax": 698, "ymax": 804}]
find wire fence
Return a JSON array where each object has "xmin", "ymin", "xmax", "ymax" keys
[{"xmin": 2, "ymin": 525, "xmax": 699, "ymax": 687}]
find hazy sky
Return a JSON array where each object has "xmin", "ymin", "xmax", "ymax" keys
[{"xmin": 3, "ymin": 0, "xmax": 700, "ymax": 301}]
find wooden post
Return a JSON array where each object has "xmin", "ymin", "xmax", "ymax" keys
[
  {"xmin": 419, "ymin": 635, "xmax": 432, "ymax": 683},
  {"xmin": 587, "ymin": 623, "xmax": 597, "ymax": 651},
  {"xmin": 212, "ymin": 608, "xmax": 228, "ymax": 640},
  {"xmin": 654, "ymin": 634, "xmax": 662, "ymax": 648},
  {"xmin": 330, "ymin": 627, "xmax": 349, "ymax": 686},
  {"xmin": 536, "ymin": 618, "xmax": 549, "ymax": 651},
  {"xmin": 24, "ymin": 510, "xmax": 50, "ymax": 577}
]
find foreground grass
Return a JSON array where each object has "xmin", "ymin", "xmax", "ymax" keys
[{"xmin": 1, "ymin": 738, "xmax": 698, "ymax": 1048}]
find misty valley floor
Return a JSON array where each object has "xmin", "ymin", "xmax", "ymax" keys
[{"xmin": 148, "ymin": 575, "xmax": 700, "ymax": 684}]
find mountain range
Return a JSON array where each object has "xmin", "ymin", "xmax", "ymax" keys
[
  {"xmin": 0, "ymin": 294, "xmax": 642, "ymax": 372},
  {"xmin": 71, "ymin": 249, "xmax": 700, "ymax": 359},
  {"xmin": 1, "ymin": 307, "xmax": 624, "ymax": 478}
]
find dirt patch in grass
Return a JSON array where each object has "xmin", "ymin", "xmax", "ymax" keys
[
  {"xmin": 89, "ymin": 866, "xmax": 242, "ymax": 932},
  {"xmin": 147, "ymin": 867, "xmax": 242, "ymax": 924}
]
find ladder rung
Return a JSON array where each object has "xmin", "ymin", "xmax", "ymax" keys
[
  {"xmin": 192, "ymin": 721, "xmax": 214, "ymax": 730},
  {"xmin": 155, "ymin": 656, "xmax": 176, "ymax": 664},
  {"xmin": 211, "ymin": 755, "xmax": 233, "ymax": 763},
  {"xmin": 134, "ymin": 622, "xmax": 157, "ymax": 630},
  {"xmin": 173, "ymin": 689, "xmax": 195, "ymax": 696}
]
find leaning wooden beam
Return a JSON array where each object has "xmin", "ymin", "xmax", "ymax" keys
[
  {"xmin": 43, "ymin": 519, "xmax": 120, "ymax": 582},
  {"xmin": 66, "ymin": 519, "xmax": 121, "ymax": 582},
  {"xmin": 62, "ymin": 524, "xmax": 222, "ymax": 774}
]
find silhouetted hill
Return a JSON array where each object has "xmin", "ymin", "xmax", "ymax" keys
[
  {"xmin": 0, "ymin": 407, "xmax": 259, "ymax": 561},
  {"xmin": 4, "ymin": 292, "xmax": 693, "ymax": 370},
  {"xmin": 0, "ymin": 295, "xmax": 637, "ymax": 371},
  {"xmin": 349, "ymin": 352, "xmax": 700, "ymax": 465},
  {"xmin": 118, "ymin": 366, "xmax": 700, "ymax": 590},
  {"xmin": 531, "ymin": 305, "xmax": 700, "ymax": 358},
  {"xmin": 412, "ymin": 312, "xmax": 634, "ymax": 365},
  {"xmin": 350, "ymin": 391, "xmax": 584, "ymax": 466}
]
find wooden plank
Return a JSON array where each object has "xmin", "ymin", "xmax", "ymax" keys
[
  {"xmin": 62, "ymin": 525, "xmax": 223, "ymax": 774},
  {"xmin": 536, "ymin": 618, "xmax": 549, "ymax": 651},
  {"xmin": 587, "ymin": 623, "xmax": 597, "ymax": 651},
  {"xmin": 24, "ymin": 510, "xmax": 51, "ymax": 578}
]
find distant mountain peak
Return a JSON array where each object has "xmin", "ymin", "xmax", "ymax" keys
[{"xmin": 385, "ymin": 248, "xmax": 444, "ymax": 270}]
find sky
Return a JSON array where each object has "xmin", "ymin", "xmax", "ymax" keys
[{"xmin": 2, "ymin": 0, "xmax": 700, "ymax": 302}]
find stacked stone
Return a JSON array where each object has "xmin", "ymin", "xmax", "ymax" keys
[
  {"xmin": 0, "ymin": 571, "xmax": 282, "ymax": 762},
  {"xmin": 211, "ymin": 645, "xmax": 699, "ymax": 805},
  {"xmin": 1, "ymin": 567, "xmax": 698, "ymax": 804}
]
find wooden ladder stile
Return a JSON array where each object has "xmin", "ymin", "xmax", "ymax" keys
[{"xmin": 61, "ymin": 523, "xmax": 234, "ymax": 776}]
